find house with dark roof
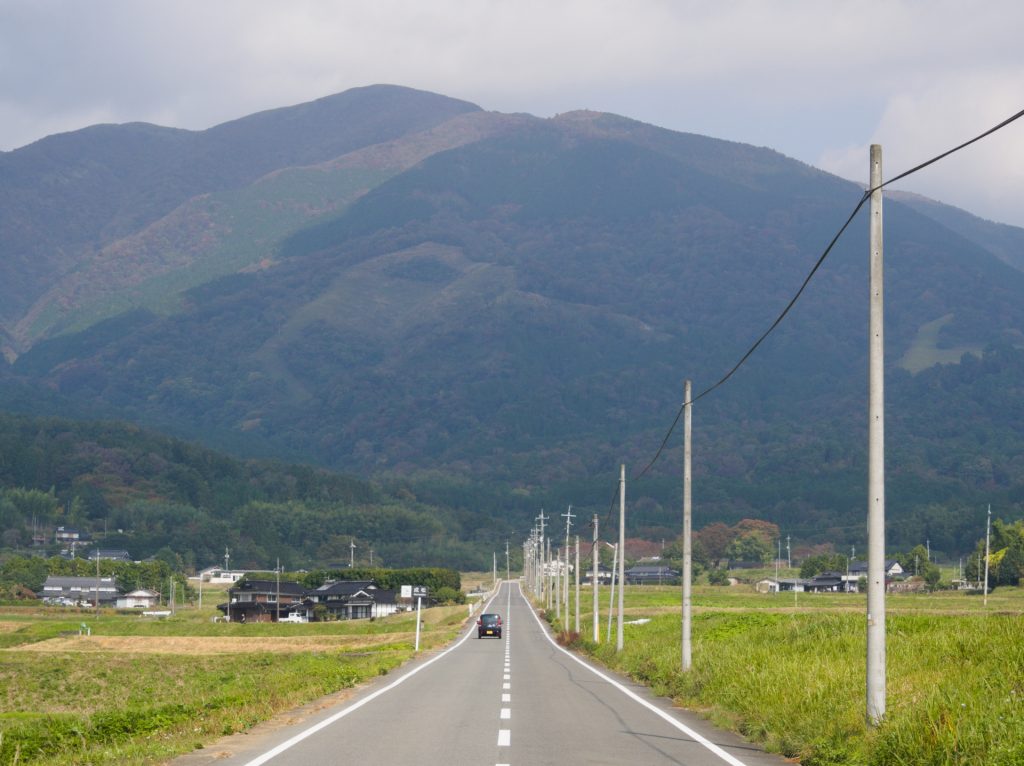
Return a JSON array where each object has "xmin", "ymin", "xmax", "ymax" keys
[
  {"xmin": 41, "ymin": 575, "xmax": 122, "ymax": 606},
  {"xmin": 625, "ymin": 565, "xmax": 680, "ymax": 585},
  {"xmin": 218, "ymin": 578, "xmax": 308, "ymax": 623},
  {"xmin": 216, "ymin": 578, "xmax": 399, "ymax": 623},
  {"xmin": 308, "ymin": 580, "xmax": 398, "ymax": 620}
]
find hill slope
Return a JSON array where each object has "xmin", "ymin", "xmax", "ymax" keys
[{"xmin": 0, "ymin": 85, "xmax": 480, "ymax": 355}]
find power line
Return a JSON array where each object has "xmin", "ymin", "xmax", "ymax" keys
[{"xmin": 631, "ymin": 107, "xmax": 1024, "ymax": 481}]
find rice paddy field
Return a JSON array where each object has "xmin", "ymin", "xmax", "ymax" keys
[
  {"xmin": 0, "ymin": 587, "xmax": 470, "ymax": 766},
  {"xmin": 550, "ymin": 580, "xmax": 1024, "ymax": 766}
]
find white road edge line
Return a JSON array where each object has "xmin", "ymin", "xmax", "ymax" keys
[
  {"xmin": 518, "ymin": 581, "xmax": 751, "ymax": 766},
  {"xmin": 497, "ymin": 729, "xmax": 511, "ymax": 746},
  {"xmin": 239, "ymin": 584, "xmax": 506, "ymax": 766}
]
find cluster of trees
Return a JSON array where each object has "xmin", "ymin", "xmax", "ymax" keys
[
  {"xmin": 663, "ymin": 518, "xmax": 780, "ymax": 569},
  {"xmin": 965, "ymin": 518, "xmax": 1024, "ymax": 588}
]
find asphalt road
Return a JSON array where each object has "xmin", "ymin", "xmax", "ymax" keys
[{"xmin": 175, "ymin": 581, "xmax": 795, "ymax": 766}]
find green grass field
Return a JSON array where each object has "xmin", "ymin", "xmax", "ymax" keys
[
  {"xmin": 548, "ymin": 581, "xmax": 1024, "ymax": 766},
  {"xmin": 0, "ymin": 600, "xmax": 468, "ymax": 765}
]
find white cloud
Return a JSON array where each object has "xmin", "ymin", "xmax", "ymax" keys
[{"xmin": 818, "ymin": 76, "xmax": 1024, "ymax": 225}]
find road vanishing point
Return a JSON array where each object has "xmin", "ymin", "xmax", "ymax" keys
[{"xmin": 174, "ymin": 581, "xmax": 794, "ymax": 766}]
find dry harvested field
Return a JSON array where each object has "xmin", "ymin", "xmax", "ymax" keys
[{"xmin": 7, "ymin": 632, "xmax": 410, "ymax": 654}]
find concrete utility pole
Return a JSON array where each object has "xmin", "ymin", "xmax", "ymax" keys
[
  {"xmin": 505, "ymin": 540, "xmax": 510, "ymax": 582},
  {"xmin": 546, "ymin": 536, "xmax": 552, "ymax": 609},
  {"xmin": 493, "ymin": 551, "xmax": 497, "ymax": 590},
  {"xmin": 682, "ymin": 379, "xmax": 693, "ymax": 671},
  {"xmin": 776, "ymin": 540, "xmax": 781, "ymax": 589},
  {"xmin": 350, "ymin": 539, "xmax": 356, "ymax": 568},
  {"xmin": 575, "ymin": 535, "xmax": 581, "ymax": 634},
  {"xmin": 786, "ymin": 536, "xmax": 791, "ymax": 569},
  {"xmin": 555, "ymin": 545, "xmax": 561, "ymax": 619},
  {"xmin": 617, "ymin": 464, "xmax": 626, "ymax": 652},
  {"xmin": 606, "ymin": 542, "xmax": 618, "ymax": 644},
  {"xmin": 984, "ymin": 504, "xmax": 992, "ymax": 607},
  {"xmin": 866, "ymin": 143, "xmax": 887, "ymax": 725},
  {"xmin": 592, "ymin": 515, "xmax": 599, "ymax": 642},
  {"xmin": 562, "ymin": 506, "xmax": 575, "ymax": 626},
  {"xmin": 538, "ymin": 510, "xmax": 549, "ymax": 600},
  {"xmin": 276, "ymin": 558, "xmax": 281, "ymax": 622}
]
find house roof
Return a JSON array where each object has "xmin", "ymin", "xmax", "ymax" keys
[
  {"xmin": 626, "ymin": 566, "xmax": 680, "ymax": 575},
  {"xmin": 314, "ymin": 580, "xmax": 378, "ymax": 596},
  {"xmin": 87, "ymin": 549, "xmax": 131, "ymax": 560},
  {"xmin": 232, "ymin": 579, "xmax": 306, "ymax": 596},
  {"xmin": 848, "ymin": 560, "xmax": 901, "ymax": 573},
  {"xmin": 42, "ymin": 575, "xmax": 120, "ymax": 589}
]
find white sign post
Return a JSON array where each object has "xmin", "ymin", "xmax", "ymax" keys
[
  {"xmin": 415, "ymin": 596, "xmax": 422, "ymax": 650},
  {"xmin": 412, "ymin": 586, "xmax": 427, "ymax": 651}
]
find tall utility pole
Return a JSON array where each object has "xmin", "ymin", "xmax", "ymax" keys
[
  {"xmin": 592, "ymin": 515, "xmax": 599, "ymax": 642},
  {"xmin": 555, "ymin": 545, "xmax": 561, "ymax": 619},
  {"xmin": 562, "ymin": 506, "xmax": 575, "ymax": 627},
  {"xmin": 776, "ymin": 539, "xmax": 781, "ymax": 589},
  {"xmin": 574, "ymin": 535, "xmax": 581, "ymax": 634},
  {"xmin": 546, "ymin": 536, "xmax": 552, "ymax": 609},
  {"xmin": 607, "ymin": 542, "xmax": 617, "ymax": 644},
  {"xmin": 350, "ymin": 539, "xmax": 356, "ymax": 568},
  {"xmin": 493, "ymin": 551, "xmax": 497, "ymax": 590},
  {"xmin": 537, "ymin": 510, "xmax": 549, "ymax": 600},
  {"xmin": 505, "ymin": 540, "xmax": 510, "ymax": 582},
  {"xmin": 866, "ymin": 143, "xmax": 887, "ymax": 725},
  {"xmin": 984, "ymin": 504, "xmax": 992, "ymax": 606},
  {"xmin": 617, "ymin": 464, "xmax": 626, "ymax": 652},
  {"xmin": 682, "ymin": 379, "xmax": 693, "ymax": 671},
  {"xmin": 276, "ymin": 558, "xmax": 281, "ymax": 622},
  {"xmin": 786, "ymin": 536, "xmax": 791, "ymax": 569}
]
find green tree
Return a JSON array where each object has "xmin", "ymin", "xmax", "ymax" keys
[
  {"xmin": 725, "ymin": 533, "xmax": 770, "ymax": 565},
  {"xmin": 800, "ymin": 553, "xmax": 848, "ymax": 579}
]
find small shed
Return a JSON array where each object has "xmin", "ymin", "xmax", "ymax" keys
[{"xmin": 117, "ymin": 589, "xmax": 160, "ymax": 609}]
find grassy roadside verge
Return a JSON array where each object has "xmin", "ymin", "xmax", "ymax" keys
[
  {"xmin": 545, "ymin": 585, "xmax": 1024, "ymax": 766},
  {"xmin": 0, "ymin": 605, "xmax": 468, "ymax": 765}
]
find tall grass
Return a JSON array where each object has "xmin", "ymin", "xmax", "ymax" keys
[{"xmin": 556, "ymin": 585, "xmax": 1024, "ymax": 765}]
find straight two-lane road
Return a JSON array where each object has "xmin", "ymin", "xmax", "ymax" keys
[{"xmin": 176, "ymin": 582, "xmax": 794, "ymax": 766}]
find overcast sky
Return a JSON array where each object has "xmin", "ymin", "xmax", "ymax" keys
[{"xmin": 2, "ymin": 0, "xmax": 1022, "ymax": 226}]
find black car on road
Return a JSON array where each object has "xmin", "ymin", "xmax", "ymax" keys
[{"xmin": 477, "ymin": 613, "xmax": 502, "ymax": 638}]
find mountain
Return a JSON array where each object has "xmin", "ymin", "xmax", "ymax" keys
[{"xmin": 2, "ymin": 87, "xmax": 1023, "ymax": 556}]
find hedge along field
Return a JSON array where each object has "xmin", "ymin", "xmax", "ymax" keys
[
  {"xmin": 0, "ymin": 605, "xmax": 468, "ymax": 765},
  {"xmin": 554, "ymin": 585, "xmax": 1024, "ymax": 766}
]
